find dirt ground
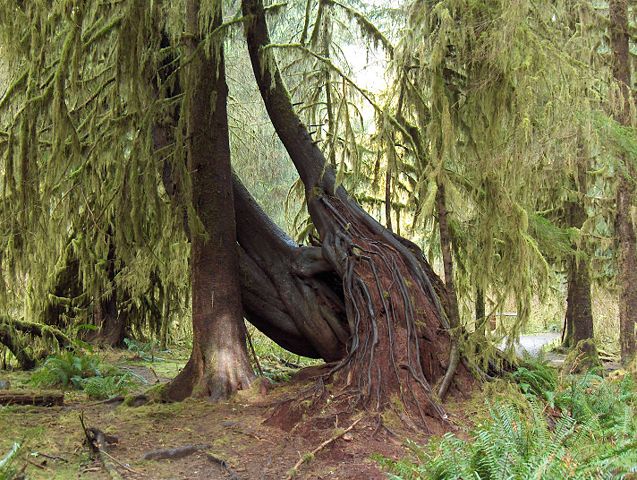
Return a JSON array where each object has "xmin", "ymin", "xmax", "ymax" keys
[{"xmin": 0, "ymin": 352, "xmax": 474, "ymax": 480}]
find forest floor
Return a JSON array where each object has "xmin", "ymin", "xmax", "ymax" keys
[
  {"xmin": 0, "ymin": 333, "xmax": 615, "ymax": 479},
  {"xmin": 0, "ymin": 347, "xmax": 448, "ymax": 480}
]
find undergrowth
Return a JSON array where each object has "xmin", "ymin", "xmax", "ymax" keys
[
  {"xmin": 31, "ymin": 351, "xmax": 140, "ymax": 399},
  {"xmin": 377, "ymin": 360, "xmax": 637, "ymax": 479}
]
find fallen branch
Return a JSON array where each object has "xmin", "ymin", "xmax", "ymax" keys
[
  {"xmin": 1, "ymin": 316, "xmax": 74, "ymax": 349},
  {"xmin": 33, "ymin": 451, "xmax": 69, "ymax": 463},
  {"xmin": 286, "ymin": 416, "xmax": 362, "ymax": 479},
  {"xmin": 0, "ymin": 391, "xmax": 64, "ymax": 406},
  {"xmin": 142, "ymin": 444, "xmax": 210, "ymax": 461}
]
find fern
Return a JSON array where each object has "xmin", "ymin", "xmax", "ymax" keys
[
  {"xmin": 378, "ymin": 369, "xmax": 637, "ymax": 480},
  {"xmin": 30, "ymin": 352, "xmax": 139, "ymax": 399}
]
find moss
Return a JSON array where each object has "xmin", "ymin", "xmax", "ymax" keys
[
  {"xmin": 562, "ymin": 339, "xmax": 600, "ymax": 374},
  {"xmin": 381, "ymin": 407, "xmax": 402, "ymax": 431}
]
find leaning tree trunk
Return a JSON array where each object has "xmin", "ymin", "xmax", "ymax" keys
[
  {"xmin": 152, "ymin": 42, "xmax": 349, "ymax": 363},
  {"xmin": 610, "ymin": 0, "xmax": 636, "ymax": 365},
  {"xmin": 165, "ymin": 1, "xmax": 254, "ymax": 401},
  {"xmin": 242, "ymin": 0, "xmax": 466, "ymax": 425}
]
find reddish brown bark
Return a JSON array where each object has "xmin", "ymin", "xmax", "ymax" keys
[
  {"xmin": 242, "ymin": 0, "xmax": 465, "ymax": 426},
  {"xmin": 166, "ymin": 1, "xmax": 254, "ymax": 400}
]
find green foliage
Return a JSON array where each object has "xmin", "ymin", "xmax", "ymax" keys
[
  {"xmin": 124, "ymin": 337, "xmax": 156, "ymax": 362},
  {"xmin": 510, "ymin": 358, "xmax": 557, "ymax": 402},
  {"xmin": 377, "ymin": 365, "xmax": 637, "ymax": 479},
  {"xmin": 81, "ymin": 374, "xmax": 136, "ymax": 400},
  {"xmin": 0, "ymin": 443, "xmax": 21, "ymax": 480},
  {"xmin": 31, "ymin": 351, "xmax": 138, "ymax": 399}
]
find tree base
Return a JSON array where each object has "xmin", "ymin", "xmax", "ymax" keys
[{"xmin": 165, "ymin": 349, "xmax": 256, "ymax": 402}]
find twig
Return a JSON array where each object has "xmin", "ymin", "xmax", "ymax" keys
[
  {"xmin": 33, "ymin": 452, "xmax": 69, "ymax": 463},
  {"xmin": 286, "ymin": 416, "xmax": 362, "ymax": 479},
  {"xmin": 26, "ymin": 458, "xmax": 47, "ymax": 470}
]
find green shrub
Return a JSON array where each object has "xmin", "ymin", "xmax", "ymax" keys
[
  {"xmin": 80, "ymin": 373, "xmax": 136, "ymax": 399},
  {"xmin": 510, "ymin": 358, "xmax": 557, "ymax": 402},
  {"xmin": 31, "ymin": 351, "xmax": 113, "ymax": 388}
]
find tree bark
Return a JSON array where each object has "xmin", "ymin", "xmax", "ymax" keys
[
  {"xmin": 151, "ymin": 43, "xmax": 348, "ymax": 363},
  {"xmin": 87, "ymin": 233, "xmax": 126, "ymax": 347},
  {"xmin": 166, "ymin": 1, "xmax": 255, "ymax": 400},
  {"xmin": 242, "ymin": 0, "xmax": 464, "ymax": 425},
  {"xmin": 562, "ymin": 206, "xmax": 594, "ymax": 348},
  {"xmin": 610, "ymin": 0, "xmax": 636, "ymax": 364}
]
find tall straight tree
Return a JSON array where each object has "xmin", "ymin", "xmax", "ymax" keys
[
  {"xmin": 610, "ymin": 0, "xmax": 636, "ymax": 364},
  {"xmin": 562, "ymin": 153, "xmax": 594, "ymax": 349},
  {"xmin": 166, "ymin": 0, "xmax": 255, "ymax": 400}
]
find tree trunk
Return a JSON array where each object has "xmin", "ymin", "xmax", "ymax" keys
[
  {"xmin": 242, "ymin": 0, "xmax": 466, "ymax": 425},
  {"xmin": 435, "ymin": 183, "xmax": 461, "ymax": 398},
  {"xmin": 151, "ymin": 46, "xmax": 348, "ymax": 363},
  {"xmin": 475, "ymin": 287, "xmax": 486, "ymax": 338},
  {"xmin": 610, "ymin": 0, "xmax": 636, "ymax": 364},
  {"xmin": 166, "ymin": 1, "xmax": 254, "ymax": 401},
  {"xmin": 87, "ymin": 233, "xmax": 126, "ymax": 347},
  {"xmin": 562, "ymin": 163, "xmax": 594, "ymax": 348}
]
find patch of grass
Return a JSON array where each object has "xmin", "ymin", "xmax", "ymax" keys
[{"xmin": 377, "ymin": 362, "xmax": 637, "ymax": 479}]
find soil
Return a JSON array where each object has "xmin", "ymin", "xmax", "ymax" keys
[{"xmin": 0, "ymin": 351, "xmax": 469, "ymax": 480}]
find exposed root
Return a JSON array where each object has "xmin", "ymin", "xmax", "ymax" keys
[
  {"xmin": 142, "ymin": 444, "xmax": 210, "ymax": 461},
  {"xmin": 286, "ymin": 416, "xmax": 363, "ymax": 479},
  {"xmin": 315, "ymin": 195, "xmax": 452, "ymax": 428}
]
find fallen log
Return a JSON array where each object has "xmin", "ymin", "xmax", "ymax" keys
[
  {"xmin": 0, "ymin": 391, "xmax": 63, "ymax": 406},
  {"xmin": 142, "ymin": 444, "xmax": 210, "ymax": 461}
]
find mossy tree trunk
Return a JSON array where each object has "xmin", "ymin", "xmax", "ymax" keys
[
  {"xmin": 165, "ymin": 0, "xmax": 254, "ymax": 401},
  {"xmin": 610, "ymin": 0, "xmax": 636, "ymax": 365},
  {"xmin": 562, "ymin": 165, "xmax": 594, "ymax": 349}
]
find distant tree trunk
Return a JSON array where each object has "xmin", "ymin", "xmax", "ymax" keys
[
  {"xmin": 562, "ymin": 162, "xmax": 594, "ymax": 348},
  {"xmin": 563, "ymin": 254, "xmax": 594, "ymax": 348},
  {"xmin": 243, "ymin": 0, "xmax": 468, "ymax": 426},
  {"xmin": 166, "ymin": 0, "xmax": 254, "ymax": 400},
  {"xmin": 385, "ymin": 169, "xmax": 393, "ymax": 231},
  {"xmin": 475, "ymin": 286, "xmax": 486, "ymax": 345},
  {"xmin": 88, "ymin": 233, "xmax": 126, "ymax": 347},
  {"xmin": 435, "ymin": 183, "xmax": 461, "ymax": 398},
  {"xmin": 43, "ymin": 255, "xmax": 81, "ymax": 328},
  {"xmin": 610, "ymin": 0, "xmax": 636, "ymax": 364}
]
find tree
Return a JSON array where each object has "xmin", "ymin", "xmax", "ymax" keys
[
  {"xmin": 164, "ymin": 0, "xmax": 255, "ymax": 400},
  {"xmin": 241, "ymin": 0, "xmax": 460, "ymax": 423},
  {"xmin": 610, "ymin": 0, "xmax": 637, "ymax": 365}
]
